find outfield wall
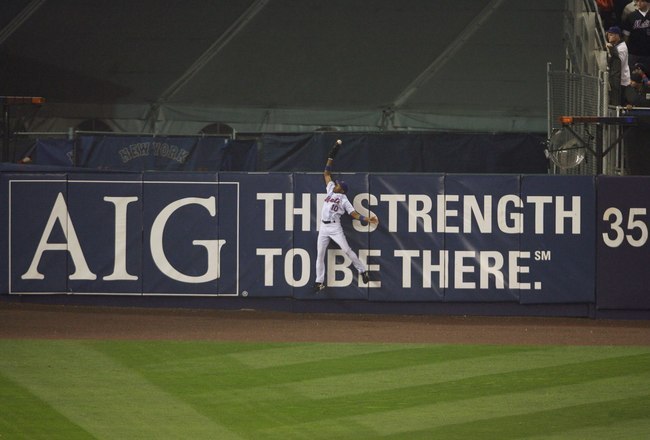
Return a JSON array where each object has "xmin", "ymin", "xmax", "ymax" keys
[{"xmin": 1, "ymin": 171, "xmax": 649, "ymax": 318}]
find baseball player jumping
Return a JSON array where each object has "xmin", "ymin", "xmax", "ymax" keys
[{"xmin": 314, "ymin": 140, "xmax": 378, "ymax": 292}]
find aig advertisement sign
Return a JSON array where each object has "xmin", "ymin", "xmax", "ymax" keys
[
  {"xmin": 1, "ymin": 171, "xmax": 640, "ymax": 308},
  {"xmin": 3, "ymin": 173, "xmax": 239, "ymax": 296}
]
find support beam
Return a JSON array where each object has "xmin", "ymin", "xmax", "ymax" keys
[{"xmin": 0, "ymin": 0, "xmax": 47, "ymax": 46}]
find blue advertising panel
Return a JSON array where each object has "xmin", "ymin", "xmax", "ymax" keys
[
  {"xmin": 141, "ymin": 173, "xmax": 234, "ymax": 296},
  {"xmin": 1, "ymin": 171, "xmax": 634, "ymax": 308},
  {"xmin": 597, "ymin": 176, "xmax": 650, "ymax": 309},
  {"xmin": 65, "ymin": 174, "xmax": 144, "ymax": 294},
  {"xmin": 520, "ymin": 175, "xmax": 596, "ymax": 304},
  {"xmin": 262, "ymin": 133, "xmax": 546, "ymax": 174},
  {"xmin": 33, "ymin": 139, "xmax": 74, "ymax": 166},
  {"xmin": 6, "ymin": 174, "xmax": 69, "ymax": 294},
  {"xmin": 220, "ymin": 172, "xmax": 293, "ymax": 298},
  {"xmin": 284, "ymin": 172, "xmax": 322, "ymax": 300},
  {"xmin": 217, "ymin": 139, "xmax": 258, "ymax": 172},
  {"xmin": 293, "ymin": 172, "xmax": 370, "ymax": 301},
  {"xmin": 444, "ymin": 174, "xmax": 521, "ymax": 302},
  {"xmin": 76, "ymin": 136, "xmax": 229, "ymax": 171},
  {"xmin": 368, "ymin": 174, "xmax": 445, "ymax": 302}
]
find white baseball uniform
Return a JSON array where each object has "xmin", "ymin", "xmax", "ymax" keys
[{"xmin": 315, "ymin": 180, "xmax": 366, "ymax": 284}]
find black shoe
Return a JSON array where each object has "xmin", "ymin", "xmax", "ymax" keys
[
  {"xmin": 314, "ymin": 282, "xmax": 325, "ymax": 293},
  {"xmin": 361, "ymin": 271, "xmax": 370, "ymax": 284}
]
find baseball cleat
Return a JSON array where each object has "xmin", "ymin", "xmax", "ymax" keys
[
  {"xmin": 313, "ymin": 282, "xmax": 325, "ymax": 293},
  {"xmin": 361, "ymin": 271, "xmax": 370, "ymax": 284}
]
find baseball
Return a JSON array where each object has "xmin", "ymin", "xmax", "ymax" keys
[{"xmin": 336, "ymin": 139, "xmax": 342, "ymax": 145}]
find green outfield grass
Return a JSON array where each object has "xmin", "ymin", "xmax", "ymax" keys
[{"xmin": 0, "ymin": 340, "xmax": 648, "ymax": 439}]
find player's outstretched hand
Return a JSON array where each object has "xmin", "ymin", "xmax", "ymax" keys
[
  {"xmin": 368, "ymin": 216, "xmax": 379, "ymax": 225},
  {"xmin": 328, "ymin": 139, "xmax": 342, "ymax": 159}
]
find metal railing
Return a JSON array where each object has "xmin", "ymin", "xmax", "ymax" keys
[{"xmin": 546, "ymin": 0, "xmax": 618, "ymax": 175}]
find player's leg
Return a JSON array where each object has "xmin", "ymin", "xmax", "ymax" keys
[
  {"xmin": 315, "ymin": 232, "xmax": 331, "ymax": 285},
  {"xmin": 330, "ymin": 230, "xmax": 367, "ymax": 274}
]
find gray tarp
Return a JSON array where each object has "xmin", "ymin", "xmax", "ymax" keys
[{"xmin": 2, "ymin": 0, "xmax": 564, "ymax": 134}]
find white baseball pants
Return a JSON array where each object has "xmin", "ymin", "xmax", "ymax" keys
[{"xmin": 315, "ymin": 223, "xmax": 366, "ymax": 284}]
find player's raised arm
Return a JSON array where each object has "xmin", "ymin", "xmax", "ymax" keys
[
  {"xmin": 323, "ymin": 157, "xmax": 333, "ymax": 185},
  {"xmin": 324, "ymin": 140, "xmax": 342, "ymax": 184}
]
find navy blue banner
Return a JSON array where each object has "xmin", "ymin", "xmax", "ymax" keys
[
  {"xmin": 221, "ymin": 172, "xmax": 293, "ymax": 298},
  {"xmin": 33, "ymin": 139, "xmax": 74, "ymax": 166},
  {"xmin": 262, "ymin": 133, "xmax": 547, "ymax": 174},
  {"xmin": 0, "ymin": 171, "xmax": 625, "ymax": 308},
  {"xmin": 597, "ymin": 176, "xmax": 650, "ymax": 309},
  {"xmin": 4, "ymin": 173, "xmax": 239, "ymax": 296},
  {"xmin": 444, "ymin": 174, "xmax": 521, "ymax": 302},
  {"xmin": 140, "ymin": 173, "xmax": 238, "ymax": 296},
  {"xmin": 5, "ymin": 174, "xmax": 69, "ymax": 293},
  {"xmin": 23, "ymin": 133, "xmax": 544, "ymax": 174},
  {"xmin": 520, "ymin": 175, "xmax": 596, "ymax": 303},
  {"xmin": 66, "ymin": 173, "xmax": 144, "ymax": 295},
  {"xmin": 369, "ymin": 174, "xmax": 445, "ymax": 302},
  {"xmin": 77, "ymin": 135, "xmax": 231, "ymax": 171},
  {"xmin": 26, "ymin": 136, "xmax": 258, "ymax": 172}
]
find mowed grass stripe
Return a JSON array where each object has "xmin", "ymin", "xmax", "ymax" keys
[
  {"xmin": 121, "ymin": 343, "xmax": 647, "ymax": 407},
  {"xmin": 228, "ymin": 342, "xmax": 431, "ymax": 369},
  {"xmin": 0, "ymin": 372, "xmax": 94, "ymax": 439},
  {"xmin": 92, "ymin": 343, "xmax": 650, "ymax": 429},
  {"xmin": 250, "ymin": 346, "xmax": 649, "ymax": 400},
  {"xmin": 351, "ymin": 374, "xmax": 650, "ymax": 436},
  {"xmin": 2, "ymin": 341, "xmax": 649, "ymax": 439},
  {"xmin": 99, "ymin": 342, "xmax": 649, "ymax": 435},
  {"xmin": 0, "ymin": 340, "xmax": 242, "ymax": 440},
  {"xmin": 379, "ymin": 395, "xmax": 650, "ymax": 440},
  {"xmin": 187, "ymin": 352, "xmax": 650, "ymax": 429},
  {"xmin": 108, "ymin": 343, "xmax": 538, "ymax": 391},
  {"xmin": 257, "ymin": 377, "xmax": 650, "ymax": 438},
  {"xmin": 88, "ymin": 340, "xmax": 287, "ymax": 370},
  {"xmin": 516, "ymin": 418, "xmax": 650, "ymax": 440},
  {"xmin": 99, "ymin": 342, "xmax": 417, "ymax": 373}
]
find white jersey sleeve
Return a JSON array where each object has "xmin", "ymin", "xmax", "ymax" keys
[{"xmin": 341, "ymin": 195, "xmax": 354, "ymax": 215}]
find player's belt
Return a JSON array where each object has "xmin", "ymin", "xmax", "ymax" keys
[{"xmin": 322, "ymin": 220, "xmax": 336, "ymax": 224}]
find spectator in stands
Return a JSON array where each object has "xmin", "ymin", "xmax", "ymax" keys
[
  {"xmin": 606, "ymin": 26, "xmax": 631, "ymax": 105},
  {"xmin": 623, "ymin": 0, "xmax": 650, "ymax": 70},
  {"xmin": 633, "ymin": 62, "xmax": 650, "ymax": 84},
  {"xmin": 625, "ymin": 71, "xmax": 650, "ymax": 107}
]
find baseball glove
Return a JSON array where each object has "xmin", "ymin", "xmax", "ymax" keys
[{"xmin": 328, "ymin": 139, "xmax": 342, "ymax": 159}]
